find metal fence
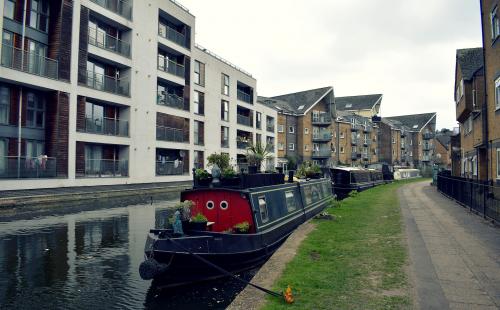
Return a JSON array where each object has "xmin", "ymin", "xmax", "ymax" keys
[
  {"xmin": 156, "ymin": 125, "xmax": 187, "ymax": 143},
  {"xmin": 156, "ymin": 161, "xmax": 184, "ymax": 176},
  {"xmin": 84, "ymin": 159, "xmax": 128, "ymax": 177},
  {"xmin": 1, "ymin": 44, "xmax": 58, "ymax": 79},
  {"xmin": 237, "ymin": 90, "xmax": 252, "ymax": 103},
  {"xmin": 157, "ymin": 91, "xmax": 185, "ymax": 110},
  {"xmin": 90, "ymin": 0, "xmax": 132, "ymax": 19},
  {"xmin": 85, "ymin": 117, "xmax": 129, "ymax": 137},
  {"xmin": 86, "ymin": 70, "xmax": 130, "ymax": 96},
  {"xmin": 0, "ymin": 156, "xmax": 57, "ymax": 178},
  {"xmin": 88, "ymin": 30, "xmax": 130, "ymax": 57},
  {"xmin": 157, "ymin": 55, "xmax": 185, "ymax": 78},
  {"xmin": 437, "ymin": 174, "xmax": 500, "ymax": 225}
]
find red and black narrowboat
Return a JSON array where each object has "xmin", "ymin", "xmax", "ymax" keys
[{"xmin": 139, "ymin": 173, "xmax": 333, "ymax": 287}]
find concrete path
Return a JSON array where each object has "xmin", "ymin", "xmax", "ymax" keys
[{"xmin": 400, "ymin": 181, "xmax": 500, "ymax": 310}]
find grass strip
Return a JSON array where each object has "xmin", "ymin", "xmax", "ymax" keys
[{"xmin": 262, "ymin": 178, "xmax": 428, "ymax": 310}]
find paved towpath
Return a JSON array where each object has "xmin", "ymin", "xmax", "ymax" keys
[{"xmin": 400, "ymin": 181, "xmax": 500, "ymax": 310}]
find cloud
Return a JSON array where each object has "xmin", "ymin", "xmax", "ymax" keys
[{"xmin": 180, "ymin": 0, "xmax": 482, "ymax": 129}]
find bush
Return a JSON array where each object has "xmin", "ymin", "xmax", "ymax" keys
[
  {"xmin": 195, "ymin": 168, "xmax": 211, "ymax": 180},
  {"xmin": 207, "ymin": 153, "xmax": 231, "ymax": 171},
  {"xmin": 296, "ymin": 161, "xmax": 322, "ymax": 178},
  {"xmin": 221, "ymin": 167, "xmax": 237, "ymax": 178}
]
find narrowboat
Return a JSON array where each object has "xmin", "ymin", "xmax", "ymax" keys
[
  {"xmin": 393, "ymin": 168, "xmax": 420, "ymax": 180},
  {"xmin": 330, "ymin": 167, "xmax": 385, "ymax": 199},
  {"xmin": 139, "ymin": 172, "xmax": 333, "ymax": 287}
]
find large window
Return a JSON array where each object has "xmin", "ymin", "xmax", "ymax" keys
[
  {"xmin": 26, "ymin": 140, "xmax": 44, "ymax": 158},
  {"xmin": 464, "ymin": 116, "xmax": 473, "ymax": 134},
  {"xmin": 194, "ymin": 60, "xmax": 205, "ymax": 86},
  {"xmin": 221, "ymin": 100, "xmax": 229, "ymax": 121},
  {"xmin": 4, "ymin": 0, "xmax": 15, "ymax": 19},
  {"xmin": 256, "ymin": 112, "xmax": 262, "ymax": 129},
  {"xmin": 258, "ymin": 196, "xmax": 269, "ymax": 223},
  {"xmin": 26, "ymin": 92, "xmax": 45, "ymax": 128},
  {"xmin": 221, "ymin": 126, "xmax": 229, "ymax": 148},
  {"xmin": 285, "ymin": 191, "xmax": 297, "ymax": 212},
  {"xmin": 495, "ymin": 77, "xmax": 500, "ymax": 110},
  {"xmin": 221, "ymin": 74, "xmax": 229, "ymax": 96},
  {"xmin": 0, "ymin": 138, "xmax": 7, "ymax": 175},
  {"xmin": 0, "ymin": 86, "xmax": 9, "ymax": 124},
  {"xmin": 85, "ymin": 101, "xmax": 104, "ymax": 133},
  {"xmin": 491, "ymin": 6, "xmax": 499, "ymax": 41},
  {"xmin": 194, "ymin": 91, "xmax": 204, "ymax": 115},
  {"xmin": 29, "ymin": 0, "xmax": 50, "ymax": 33},
  {"xmin": 194, "ymin": 120, "xmax": 204, "ymax": 145}
]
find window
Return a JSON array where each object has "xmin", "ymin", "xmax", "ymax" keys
[
  {"xmin": 194, "ymin": 120, "xmax": 204, "ymax": 145},
  {"xmin": 29, "ymin": 0, "xmax": 50, "ymax": 33},
  {"xmin": 194, "ymin": 91, "xmax": 204, "ymax": 115},
  {"xmin": 277, "ymin": 142, "xmax": 284, "ymax": 150},
  {"xmin": 221, "ymin": 100, "xmax": 229, "ymax": 121},
  {"xmin": 465, "ymin": 116, "xmax": 473, "ymax": 134},
  {"xmin": 0, "ymin": 86, "xmax": 9, "ymax": 124},
  {"xmin": 491, "ymin": 6, "xmax": 499, "ymax": 41},
  {"xmin": 206, "ymin": 201, "xmax": 214, "ymax": 210},
  {"xmin": 334, "ymin": 131, "xmax": 337, "ymax": 138},
  {"xmin": 221, "ymin": 126, "xmax": 229, "ymax": 148},
  {"xmin": 258, "ymin": 196, "xmax": 269, "ymax": 223},
  {"xmin": 26, "ymin": 92, "xmax": 45, "ymax": 128},
  {"xmin": 194, "ymin": 150, "xmax": 204, "ymax": 169},
  {"xmin": 289, "ymin": 143, "xmax": 295, "ymax": 151},
  {"xmin": 256, "ymin": 133, "xmax": 262, "ymax": 145},
  {"xmin": 85, "ymin": 101, "xmax": 104, "ymax": 133},
  {"xmin": 304, "ymin": 128, "xmax": 309, "ymax": 135},
  {"xmin": 497, "ymin": 149, "xmax": 500, "ymax": 179},
  {"xmin": 4, "ymin": 0, "xmax": 15, "ymax": 19},
  {"xmin": 194, "ymin": 60, "xmax": 205, "ymax": 86},
  {"xmin": 0, "ymin": 138, "xmax": 7, "ymax": 174},
  {"xmin": 26, "ymin": 140, "xmax": 44, "ymax": 158},
  {"xmin": 472, "ymin": 156, "xmax": 477, "ymax": 176},
  {"xmin": 456, "ymin": 79, "xmax": 464, "ymax": 103},
  {"xmin": 289, "ymin": 126, "xmax": 295, "ymax": 133},
  {"xmin": 304, "ymin": 144, "xmax": 309, "ymax": 151},
  {"xmin": 495, "ymin": 77, "xmax": 500, "ymax": 110},
  {"xmin": 256, "ymin": 112, "xmax": 262, "ymax": 129},
  {"xmin": 278, "ymin": 124, "xmax": 284, "ymax": 133},
  {"xmin": 340, "ymin": 131, "xmax": 345, "ymax": 139},
  {"xmin": 220, "ymin": 201, "xmax": 228, "ymax": 210},
  {"xmin": 332, "ymin": 146, "xmax": 336, "ymax": 153},
  {"xmin": 340, "ymin": 147, "xmax": 345, "ymax": 153},
  {"xmin": 392, "ymin": 136, "xmax": 395, "ymax": 144},
  {"xmin": 221, "ymin": 74, "xmax": 229, "ymax": 95},
  {"xmin": 285, "ymin": 191, "xmax": 297, "ymax": 212}
]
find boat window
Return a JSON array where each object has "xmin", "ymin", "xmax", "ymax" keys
[
  {"xmin": 206, "ymin": 201, "xmax": 214, "ymax": 210},
  {"xmin": 220, "ymin": 200, "xmax": 228, "ymax": 210},
  {"xmin": 258, "ymin": 196, "xmax": 269, "ymax": 223},
  {"xmin": 311, "ymin": 185, "xmax": 321, "ymax": 202},
  {"xmin": 322, "ymin": 182, "xmax": 330, "ymax": 197},
  {"xmin": 285, "ymin": 191, "xmax": 297, "ymax": 212},
  {"xmin": 303, "ymin": 186, "xmax": 312, "ymax": 205}
]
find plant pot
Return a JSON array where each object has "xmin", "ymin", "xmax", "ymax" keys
[
  {"xmin": 248, "ymin": 166, "xmax": 258, "ymax": 174},
  {"xmin": 181, "ymin": 219, "xmax": 190, "ymax": 232},
  {"xmin": 190, "ymin": 221, "xmax": 207, "ymax": 231},
  {"xmin": 196, "ymin": 177, "xmax": 212, "ymax": 186},
  {"xmin": 276, "ymin": 167, "xmax": 284, "ymax": 174},
  {"xmin": 221, "ymin": 176, "xmax": 240, "ymax": 187}
]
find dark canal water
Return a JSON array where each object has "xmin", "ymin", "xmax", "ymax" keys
[{"xmin": 0, "ymin": 199, "xmax": 256, "ymax": 309}]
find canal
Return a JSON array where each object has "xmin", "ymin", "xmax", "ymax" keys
[{"xmin": 0, "ymin": 199, "xmax": 256, "ymax": 309}]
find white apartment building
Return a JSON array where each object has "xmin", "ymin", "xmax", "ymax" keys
[{"xmin": 0, "ymin": 0, "xmax": 276, "ymax": 190}]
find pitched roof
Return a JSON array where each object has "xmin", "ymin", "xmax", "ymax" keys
[
  {"xmin": 335, "ymin": 94, "xmax": 382, "ymax": 111},
  {"xmin": 384, "ymin": 112, "xmax": 436, "ymax": 132},
  {"xmin": 436, "ymin": 134, "xmax": 451, "ymax": 150},
  {"xmin": 456, "ymin": 48, "xmax": 484, "ymax": 80},
  {"xmin": 257, "ymin": 96, "xmax": 296, "ymax": 114},
  {"xmin": 267, "ymin": 86, "xmax": 333, "ymax": 114}
]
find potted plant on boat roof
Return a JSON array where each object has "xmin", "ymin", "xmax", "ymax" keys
[
  {"xmin": 246, "ymin": 142, "xmax": 272, "ymax": 174},
  {"xmin": 207, "ymin": 153, "xmax": 231, "ymax": 171},
  {"xmin": 173, "ymin": 200, "xmax": 193, "ymax": 231},
  {"xmin": 221, "ymin": 167, "xmax": 240, "ymax": 187},
  {"xmin": 233, "ymin": 221, "xmax": 250, "ymax": 234},
  {"xmin": 195, "ymin": 168, "xmax": 212, "ymax": 186},
  {"xmin": 190, "ymin": 212, "xmax": 208, "ymax": 231}
]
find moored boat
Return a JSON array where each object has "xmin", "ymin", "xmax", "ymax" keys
[
  {"xmin": 330, "ymin": 167, "xmax": 385, "ymax": 199},
  {"xmin": 139, "ymin": 172, "xmax": 333, "ymax": 287}
]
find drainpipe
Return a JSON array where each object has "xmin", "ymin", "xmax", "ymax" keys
[
  {"xmin": 17, "ymin": 0, "xmax": 28, "ymax": 178},
  {"xmin": 479, "ymin": 0, "xmax": 489, "ymax": 183}
]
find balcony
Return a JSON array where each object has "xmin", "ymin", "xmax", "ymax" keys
[
  {"xmin": 423, "ymin": 132, "xmax": 435, "ymax": 140},
  {"xmin": 237, "ymin": 114, "xmax": 252, "ymax": 127},
  {"xmin": 90, "ymin": 0, "xmax": 132, "ymax": 20},
  {"xmin": 84, "ymin": 117, "xmax": 129, "ymax": 137},
  {"xmin": 237, "ymin": 90, "xmax": 252, "ymax": 104},
  {"xmin": 362, "ymin": 153, "xmax": 369, "ymax": 161},
  {"xmin": 0, "ymin": 156, "xmax": 57, "ymax": 178},
  {"xmin": 456, "ymin": 92, "xmax": 473, "ymax": 122},
  {"xmin": 88, "ymin": 30, "xmax": 131, "ymax": 58},
  {"xmin": 351, "ymin": 138, "xmax": 358, "ymax": 146},
  {"xmin": 156, "ymin": 125, "xmax": 188, "ymax": 143},
  {"xmin": 157, "ymin": 55, "xmax": 185, "ymax": 78},
  {"xmin": 422, "ymin": 144, "xmax": 433, "ymax": 151},
  {"xmin": 156, "ymin": 161, "xmax": 185, "ymax": 176},
  {"xmin": 363, "ymin": 126, "xmax": 372, "ymax": 133},
  {"xmin": 351, "ymin": 124, "xmax": 361, "ymax": 131},
  {"xmin": 1, "ymin": 44, "xmax": 58, "ymax": 79},
  {"xmin": 157, "ymin": 91, "xmax": 185, "ymax": 110},
  {"xmin": 311, "ymin": 114, "xmax": 331, "ymax": 126},
  {"xmin": 401, "ymin": 131, "xmax": 407, "ymax": 137},
  {"xmin": 237, "ymin": 140, "xmax": 251, "ymax": 150},
  {"xmin": 312, "ymin": 132, "xmax": 332, "ymax": 142},
  {"xmin": 422, "ymin": 155, "xmax": 431, "ymax": 162},
  {"xmin": 266, "ymin": 124, "xmax": 275, "ymax": 132},
  {"xmin": 85, "ymin": 70, "xmax": 130, "ymax": 96},
  {"xmin": 363, "ymin": 139, "xmax": 372, "ymax": 146},
  {"xmin": 83, "ymin": 159, "xmax": 128, "ymax": 177},
  {"xmin": 351, "ymin": 152, "xmax": 360, "ymax": 160},
  {"xmin": 312, "ymin": 150, "xmax": 331, "ymax": 158},
  {"xmin": 158, "ymin": 24, "xmax": 188, "ymax": 48}
]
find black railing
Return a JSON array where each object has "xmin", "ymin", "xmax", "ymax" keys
[
  {"xmin": 437, "ymin": 174, "xmax": 499, "ymax": 225},
  {"xmin": 88, "ymin": 30, "xmax": 130, "ymax": 57},
  {"xmin": 237, "ymin": 114, "xmax": 252, "ymax": 127},
  {"xmin": 83, "ymin": 159, "xmax": 128, "ymax": 177},
  {"xmin": 85, "ymin": 117, "xmax": 129, "ymax": 137},
  {"xmin": 1, "ymin": 43, "xmax": 58, "ymax": 79},
  {"xmin": 156, "ymin": 161, "xmax": 185, "ymax": 175},
  {"xmin": 0, "ymin": 156, "xmax": 57, "ymax": 178},
  {"xmin": 157, "ymin": 91, "xmax": 186, "ymax": 110},
  {"xmin": 85, "ymin": 70, "xmax": 130, "ymax": 96},
  {"xmin": 90, "ymin": 0, "xmax": 132, "ymax": 20},
  {"xmin": 237, "ymin": 90, "xmax": 252, "ymax": 103},
  {"xmin": 157, "ymin": 55, "xmax": 185, "ymax": 78},
  {"xmin": 156, "ymin": 125, "xmax": 187, "ymax": 143}
]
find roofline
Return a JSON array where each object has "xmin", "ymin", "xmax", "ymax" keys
[
  {"xmin": 418, "ymin": 113, "xmax": 437, "ymax": 133},
  {"xmin": 371, "ymin": 95, "xmax": 383, "ymax": 111},
  {"xmin": 302, "ymin": 87, "xmax": 334, "ymax": 115}
]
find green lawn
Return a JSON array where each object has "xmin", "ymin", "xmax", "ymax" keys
[{"xmin": 262, "ymin": 179, "xmax": 428, "ymax": 310}]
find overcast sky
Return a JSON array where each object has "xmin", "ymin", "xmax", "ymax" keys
[{"xmin": 180, "ymin": 0, "xmax": 482, "ymax": 130}]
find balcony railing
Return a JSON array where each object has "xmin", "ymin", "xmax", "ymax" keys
[
  {"xmin": 266, "ymin": 144, "xmax": 275, "ymax": 152},
  {"xmin": 88, "ymin": 30, "xmax": 131, "ymax": 57},
  {"xmin": 311, "ymin": 114, "xmax": 331, "ymax": 125},
  {"xmin": 156, "ymin": 125, "xmax": 187, "ymax": 143},
  {"xmin": 0, "ymin": 156, "xmax": 57, "ymax": 178},
  {"xmin": 423, "ymin": 144, "xmax": 433, "ymax": 151},
  {"xmin": 312, "ymin": 150, "xmax": 331, "ymax": 158},
  {"xmin": 422, "ymin": 155, "xmax": 431, "ymax": 162},
  {"xmin": 266, "ymin": 124, "xmax": 275, "ymax": 132},
  {"xmin": 84, "ymin": 117, "xmax": 129, "ymax": 137},
  {"xmin": 90, "ymin": 0, "xmax": 132, "ymax": 20},
  {"xmin": 363, "ymin": 126, "xmax": 372, "ymax": 133},
  {"xmin": 351, "ymin": 152, "xmax": 360, "ymax": 160},
  {"xmin": 84, "ymin": 159, "xmax": 128, "ymax": 177},
  {"xmin": 157, "ymin": 55, "xmax": 185, "ymax": 78},
  {"xmin": 1, "ymin": 44, "xmax": 58, "ymax": 79},
  {"xmin": 158, "ymin": 24, "xmax": 187, "ymax": 48},
  {"xmin": 156, "ymin": 161, "xmax": 185, "ymax": 176},
  {"xmin": 237, "ymin": 140, "xmax": 251, "ymax": 149},
  {"xmin": 423, "ymin": 132, "xmax": 435, "ymax": 140},
  {"xmin": 157, "ymin": 91, "xmax": 186, "ymax": 110},
  {"xmin": 86, "ymin": 70, "xmax": 130, "ymax": 96},
  {"xmin": 237, "ymin": 114, "xmax": 252, "ymax": 127},
  {"xmin": 351, "ymin": 138, "xmax": 358, "ymax": 145},
  {"xmin": 362, "ymin": 153, "xmax": 369, "ymax": 160},
  {"xmin": 364, "ymin": 139, "xmax": 372, "ymax": 146},
  {"xmin": 237, "ymin": 90, "xmax": 252, "ymax": 103},
  {"xmin": 351, "ymin": 124, "xmax": 361, "ymax": 131},
  {"xmin": 313, "ymin": 132, "xmax": 332, "ymax": 141}
]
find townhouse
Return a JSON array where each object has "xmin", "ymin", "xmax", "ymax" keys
[
  {"xmin": 0, "ymin": 0, "xmax": 276, "ymax": 190},
  {"xmin": 259, "ymin": 87, "xmax": 335, "ymax": 168},
  {"xmin": 435, "ymin": 133, "xmax": 452, "ymax": 170}
]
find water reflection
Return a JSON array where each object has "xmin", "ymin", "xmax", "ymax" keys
[{"xmin": 0, "ymin": 200, "xmax": 252, "ymax": 309}]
